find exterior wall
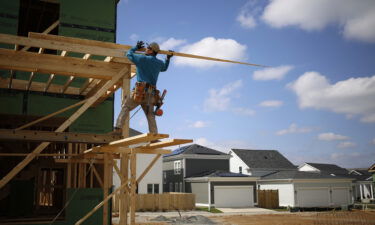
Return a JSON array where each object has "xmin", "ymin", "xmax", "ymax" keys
[
  {"xmin": 185, "ymin": 158, "xmax": 229, "ymax": 177},
  {"xmin": 113, "ymin": 154, "xmax": 163, "ymax": 194},
  {"xmin": 299, "ymin": 164, "xmax": 319, "ymax": 172},
  {"xmin": 229, "ymin": 151, "xmax": 250, "ymax": 175},
  {"xmin": 187, "ymin": 182, "xmax": 209, "ymax": 204},
  {"xmin": 259, "ymin": 182, "xmax": 295, "ymax": 207},
  {"xmin": 294, "ymin": 181, "xmax": 352, "ymax": 207},
  {"xmin": 162, "ymin": 159, "xmax": 184, "ymax": 192},
  {"xmin": 211, "ymin": 181, "xmax": 257, "ymax": 204}
]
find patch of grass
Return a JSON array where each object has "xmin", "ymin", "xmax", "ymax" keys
[
  {"xmin": 195, "ymin": 207, "xmax": 223, "ymax": 213},
  {"xmin": 272, "ymin": 207, "xmax": 289, "ymax": 211}
]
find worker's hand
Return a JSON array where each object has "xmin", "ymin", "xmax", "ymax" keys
[
  {"xmin": 136, "ymin": 41, "xmax": 144, "ymax": 50},
  {"xmin": 167, "ymin": 50, "xmax": 174, "ymax": 60}
]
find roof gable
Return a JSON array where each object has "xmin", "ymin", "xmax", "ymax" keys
[{"xmin": 231, "ymin": 149, "xmax": 296, "ymax": 170}]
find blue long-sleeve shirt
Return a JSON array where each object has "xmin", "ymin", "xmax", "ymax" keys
[{"xmin": 126, "ymin": 46, "xmax": 170, "ymax": 86}]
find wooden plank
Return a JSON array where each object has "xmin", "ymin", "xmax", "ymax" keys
[
  {"xmin": 135, "ymin": 149, "xmax": 172, "ymax": 155},
  {"xmin": 0, "ymin": 48, "xmax": 125, "ymax": 80},
  {"xmin": 79, "ymin": 78, "xmax": 94, "ymax": 95},
  {"xmin": 130, "ymin": 150, "xmax": 136, "ymax": 225},
  {"xmin": 61, "ymin": 76, "xmax": 75, "ymax": 93},
  {"xmin": 85, "ymin": 79, "xmax": 107, "ymax": 98},
  {"xmin": 0, "ymin": 129, "xmax": 121, "ymax": 143},
  {"xmin": 28, "ymin": 33, "xmax": 266, "ymax": 67},
  {"xmin": 0, "ymin": 77, "xmax": 81, "ymax": 95},
  {"xmin": 0, "ymin": 66, "xmax": 128, "ymax": 189},
  {"xmin": 15, "ymin": 99, "xmax": 88, "ymax": 131},
  {"xmin": 140, "ymin": 139, "xmax": 193, "ymax": 150},
  {"xmin": 98, "ymin": 147, "xmax": 171, "ymax": 155},
  {"xmin": 45, "ymin": 51, "xmax": 68, "ymax": 92},
  {"xmin": 108, "ymin": 133, "xmax": 169, "ymax": 147}
]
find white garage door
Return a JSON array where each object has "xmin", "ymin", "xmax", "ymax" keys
[
  {"xmin": 214, "ymin": 186, "xmax": 254, "ymax": 208},
  {"xmin": 332, "ymin": 188, "xmax": 349, "ymax": 206},
  {"xmin": 297, "ymin": 188, "xmax": 329, "ymax": 207}
]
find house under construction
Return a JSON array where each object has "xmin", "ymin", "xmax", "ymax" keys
[{"xmin": 0, "ymin": 0, "xmax": 193, "ymax": 224}]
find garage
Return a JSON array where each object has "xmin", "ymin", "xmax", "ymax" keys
[
  {"xmin": 297, "ymin": 188, "xmax": 329, "ymax": 207},
  {"xmin": 214, "ymin": 185, "xmax": 254, "ymax": 207},
  {"xmin": 331, "ymin": 187, "xmax": 350, "ymax": 206}
]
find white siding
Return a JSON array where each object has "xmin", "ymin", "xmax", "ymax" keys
[
  {"xmin": 259, "ymin": 183, "xmax": 295, "ymax": 207},
  {"xmin": 229, "ymin": 151, "xmax": 250, "ymax": 175},
  {"xmin": 113, "ymin": 154, "xmax": 163, "ymax": 194}
]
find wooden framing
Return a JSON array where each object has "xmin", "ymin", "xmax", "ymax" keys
[{"xmin": 0, "ymin": 32, "xmax": 216, "ymax": 225}]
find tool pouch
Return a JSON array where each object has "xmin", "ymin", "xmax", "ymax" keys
[{"xmin": 132, "ymin": 82, "xmax": 146, "ymax": 103}]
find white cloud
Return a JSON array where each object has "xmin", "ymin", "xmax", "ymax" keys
[
  {"xmin": 253, "ymin": 65, "xmax": 293, "ymax": 81},
  {"xmin": 318, "ymin": 132, "xmax": 349, "ymax": 141},
  {"xmin": 232, "ymin": 107, "xmax": 256, "ymax": 116},
  {"xmin": 259, "ymin": 100, "xmax": 283, "ymax": 107},
  {"xmin": 174, "ymin": 37, "xmax": 247, "ymax": 68},
  {"xmin": 159, "ymin": 38, "xmax": 187, "ymax": 50},
  {"xmin": 189, "ymin": 120, "xmax": 209, "ymax": 128},
  {"xmin": 276, "ymin": 123, "xmax": 313, "ymax": 136},
  {"xmin": 337, "ymin": 141, "xmax": 356, "ymax": 149},
  {"xmin": 262, "ymin": 0, "xmax": 375, "ymax": 43},
  {"xmin": 237, "ymin": 12, "xmax": 257, "ymax": 29},
  {"xmin": 204, "ymin": 80, "xmax": 243, "ymax": 112},
  {"xmin": 289, "ymin": 72, "xmax": 375, "ymax": 123}
]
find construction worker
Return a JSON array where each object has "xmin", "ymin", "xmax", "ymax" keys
[{"xmin": 113, "ymin": 41, "xmax": 173, "ymax": 134}]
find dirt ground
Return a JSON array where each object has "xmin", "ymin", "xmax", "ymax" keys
[{"xmin": 210, "ymin": 210, "xmax": 375, "ymax": 225}]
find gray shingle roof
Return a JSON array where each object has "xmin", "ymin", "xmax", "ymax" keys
[
  {"xmin": 261, "ymin": 170, "xmax": 352, "ymax": 180},
  {"xmin": 188, "ymin": 170, "xmax": 251, "ymax": 178},
  {"xmin": 232, "ymin": 149, "xmax": 296, "ymax": 170},
  {"xmin": 305, "ymin": 163, "xmax": 349, "ymax": 175},
  {"xmin": 164, "ymin": 144, "xmax": 226, "ymax": 157}
]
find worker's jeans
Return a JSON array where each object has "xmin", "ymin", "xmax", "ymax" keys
[{"xmin": 115, "ymin": 92, "xmax": 157, "ymax": 134}]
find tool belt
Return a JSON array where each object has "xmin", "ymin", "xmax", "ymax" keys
[{"xmin": 132, "ymin": 82, "xmax": 160, "ymax": 103}]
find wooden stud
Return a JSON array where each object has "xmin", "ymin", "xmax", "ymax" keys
[
  {"xmin": 0, "ymin": 66, "xmax": 128, "ymax": 189},
  {"xmin": 103, "ymin": 153, "xmax": 109, "ymax": 225},
  {"xmin": 61, "ymin": 76, "xmax": 75, "ymax": 94},
  {"xmin": 92, "ymin": 164, "xmax": 104, "ymax": 188},
  {"xmin": 130, "ymin": 150, "xmax": 136, "ymax": 225}
]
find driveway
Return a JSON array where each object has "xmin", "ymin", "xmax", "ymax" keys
[{"xmin": 216, "ymin": 207, "xmax": 282, "ymax": 215}]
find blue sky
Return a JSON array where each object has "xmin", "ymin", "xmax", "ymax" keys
[{"xmin": 114, "ymin": 0, "xmax": 375, "ymax": 168}]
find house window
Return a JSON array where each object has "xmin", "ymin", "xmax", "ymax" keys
[
  {"xmin": 239, "ymin": 166, "xmax": 242, "ymax": 174},
  {"xmin": 147, "ymin": 184, "xmax": 153, "ymax": 194},
  {"xmin": 147, "ymin": 183, "xmax": 160, "ymax": 194},
  {"xmin": 154, "ymin": 184, "xmax": 159, "ymax": 194},
  {"xmin": 174, "ymin": 160, "xmax": 181, "ymax": 175},
  {"xmin": 175, "ymin": 182, "xmax": 179, "ymax": 192},
  {"xmin": 179, "ymin": 182, "xmax": 183, "ymax": 192}
]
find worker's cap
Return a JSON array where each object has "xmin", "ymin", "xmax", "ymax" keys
[{"xmin": 147, "ymin": 42, "xmax": 160, "ymax": 53}]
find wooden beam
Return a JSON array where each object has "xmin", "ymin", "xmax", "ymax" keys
[
  {"xmin": 140, "ymin": 139, "xmax": 193, "ymax": 150},
  {"xmin": 15, "ymin": 99, "xmax": 88, "ymax": 131},
  {"xmin": 0, "ymin": 48, "xmax": 125, "ymax": 80},
  {"xmin": 0, "ymin": 129, "xmax": 121, "ymax": 143},
  {"xmin": 103, "ymin": 153, "xmax": 110, "ymax": 225},
  {"xmin": 22, "ymin": 20, "xmax": 59, "ymax": 52},
  {"xmin": 0, "ymin": 66, "xmax": 128, "ymax": 189},
  {"xmin": 61, "ymin": 76, "xmax": 75, "ymax": 93},
  {"xmin": 108, "ymin": 133, "xmax": 169, "ymax": 147},
  {"xmin": 27, "ymin": 32, "xmax": 266, "ymax": 67},
  {"xmin": 130, "ymin": 150, "xmax": 136, "ymax": 225},
  {"xmin": 97, "ymin": 147, "xmax": 171, "ymax": 155},
  {"xmin": 45, "ymin": 74, "xmax": 55, "ymax": 92},
  {"xmin": 79, "ymin": 78, "xmax": 94, "ymax": 95},
  {"xmin": 85, "ymin": 79, "xmax": 107, "ymax": 98}
]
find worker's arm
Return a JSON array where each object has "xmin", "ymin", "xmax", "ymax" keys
[
  {"xmin": 161, "ymin": 50, "xmax": 173, "ymax": 72},
  {"xmin": 126, "ymin": 41, "xmax": 144, "ymax": 65}
]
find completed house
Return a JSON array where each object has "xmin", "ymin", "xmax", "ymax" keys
[{"xmin": 163, "ymin": 144, "xmax": 258, "ymax": 208}]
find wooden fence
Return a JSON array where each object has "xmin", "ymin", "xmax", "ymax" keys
[
  {"xmin": 113, "ymin": 192, "xmax": 195, "ymax": 212},
  {"xmin": 257, "ymin": 190, "xmax": 279, "ymax": 208}
]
